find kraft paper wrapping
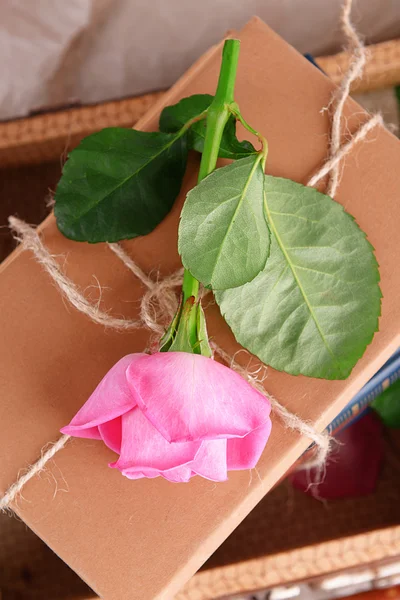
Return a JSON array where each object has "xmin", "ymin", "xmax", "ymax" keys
[{"xmin": 1, "ymin": 18, "xmax": 400, "ymax": 600}]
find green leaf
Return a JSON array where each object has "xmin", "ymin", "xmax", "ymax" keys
[
  {"xmin": 196, "ymin": 303, "xmax": 213, "ymax": 357},
  {"xmin": 54, "ymin": 127, "xmax": 188, "ymax": 243},
  {"xmin": 159, "ymin": 299, "xmax": 183, "ymax": 352},
  {"xmin": 372, "ymin": 379, "xmax": 400, "ymax": 428},
  {"xmin": 216, "ymin": 176, "xmax": 381, "ymax": 380},
  {"xmin": 159, "ymin": 94, "xmax": 255, "ymax": 160},
  {"xmin": 168, "ymin": 298, "xmax": 197, "ymax": 354},
  {"xmin": 159, "ymin": 95, "xmax": 211, "ymax": 133},
  {"xmin": 178, "ymin": 155, "xmax": 270, "ymax": 290}
]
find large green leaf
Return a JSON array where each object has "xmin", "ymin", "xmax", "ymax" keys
[
  {"xmin": 178, "ymin": 155, "xmax": 270, "ymax": 290},
  {"xmin": 54, "ymin": 127, "xmax": 188, "ymax": 243},
  {"xmin": 216, "ymin": 176, "xmax": 381, "ymax": 379},
  {"xmin": 372, "ymin": 379, "xmax": 400, "ymax": 428},
  {"xmin": 159, "ymin": 94, "xmax": 255, "ymax": 159}
]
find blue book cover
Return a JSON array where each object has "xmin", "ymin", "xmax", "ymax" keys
[{"xmin": 327, "ymin": 347, "xmax": 400, "ymax": 434}]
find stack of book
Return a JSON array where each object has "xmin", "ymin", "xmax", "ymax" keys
[{"xmin": 328, "ymin": 348, "xmax": 400, "ymax": 434}]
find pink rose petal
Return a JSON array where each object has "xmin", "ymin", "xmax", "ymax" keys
[
  {"xmin": 161, "ymin": 465, "xmax": 193, "ymax": 483},
  {"xmin": 62, "ymin": 351, "xmax": 273, "ymax": 483},
  {"xmin": 227, "ymin": 423, "xmax": 272, "ymax": 470},
  {"xmin": 118, "ymin": 465, "xmax": 193, "ymax": 483},
  {"xmin": 126, "ymin": 352, "xmax": 270, "ymax": 443},
  {"xmin": 61, "ymin": 354, "xmax": 142, "ymax": 438},
  {"xmin": 111, "ymin": 407, "xmax": 201, "ymax": 473},
  {"xmin": 121, "ymin": 469, "xmax": 159, "ymax": 480},
  {"xmin": 99, "ymin": 418, "xmax": 122, "ymax": 454},
  {"xmin": 191, "ymin": 439, "xmax": 228, "ymax": 481},
  {"xmin": 65, "ymin": 426, "xmax": 102, "ymax": 441}
]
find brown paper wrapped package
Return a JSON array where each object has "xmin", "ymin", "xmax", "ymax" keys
[{"xmin": 1, "ymin": 17, "xmax": 400, "ymax": 600}]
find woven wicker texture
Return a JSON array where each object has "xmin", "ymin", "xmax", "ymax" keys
[
  {"xmin": 0, "ymin": 38, "xmax": 399, "ymax": 169},
  {"xmin": 0, "ymin": 92, "xmax": 162, "ymax": 168},
  {"xmin": 318, "ymin": 38, "xmax": 400, "ymax": 93},
  {"xmin": 0, "ymin": 431, "xmax": 399, "ymax": 600},
  {"xmin": 178, "ymin": 528, "xmax": 400, "ymax": 600}
]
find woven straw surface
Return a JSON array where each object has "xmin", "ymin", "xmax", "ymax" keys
[
  {"xmin": 178, "ymin": 527, "xmax": 400, "ymax": 600},
  {"xmin": 319, "ymin": 38, "xmax": 400, "ymax": 93},
  {"xmin": 0, "ymin": 91, "xmax": 163, "ymax": 168},
  {"xmin": 0, "ymin": 38, "xmax": 399, "ymax": 169}
]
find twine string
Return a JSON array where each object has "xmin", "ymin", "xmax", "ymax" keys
[
  {"xmin": 0, "ymin": 0, "xmax": 382, "ymax": 510},
  {"xmin": 9, "ymin": 218, "xmax": 142, "ymax": 331},
  {"xmin": 0, "ymin": 435, "xmax": 71, "ymax": 511},
  {"xmin": 307, "ymin": 112, "xmax": 383, "ymax": 188},
  {"xmin": 326, "ymin": 0, "xmax": 367, "ymax": 197}
]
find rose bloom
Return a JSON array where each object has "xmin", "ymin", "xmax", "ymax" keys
[{"xmin": 61, "ymin": 352, "xmax": 272, "ymax": 483}]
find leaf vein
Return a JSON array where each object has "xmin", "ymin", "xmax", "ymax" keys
[{"xmin": 264, "ymin": 189, "xmax": 344, "ymax": 375}]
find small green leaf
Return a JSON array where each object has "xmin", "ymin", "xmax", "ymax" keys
[
  {"xmin": 159, "ymin": 298, "xmax": 183, "ymax": 352},
  {"xmin": 178, "ymin": 155, "xmax": 270, "ymax": 290},
  {"xmin": 216, "ymin": 176, "xmax": 381, "ymax": 380},
  {"xmin": 196, "ymin": 303, "xmax": 213, "ymax": 357},
  {"xmin": 54, "ymin": 127, "xmax": 188, "ymax": 243},
  {"xmin": 159, "ymin": 95, "xmax": 211, "ymax": 134},
  {"xmin": 168, "ymin": 298, "xmax": 197, "ymax": 354},
  {"xmin": 372, "ymin": 379, "xmax": 400, "ymax": 428},
  {"xmin": 160, "ymin": 94, "xmax": 255, "ymax": 159}
]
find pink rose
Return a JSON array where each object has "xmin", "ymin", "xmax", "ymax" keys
[{"xmin": 61, "ymin": 352, "xmax": 272, "ymax": 483}]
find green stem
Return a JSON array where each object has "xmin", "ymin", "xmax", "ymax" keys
[
  {"xmin": 197, "ymin": 40, "xmax": 240, "ymax": 181},
  {"xmin": 182, "ymin": 269, "xmax": 199, "ymax": 303},
  {"xmin": 182, "ymin": 39, "xmax": 241, "ymax": 309}
]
